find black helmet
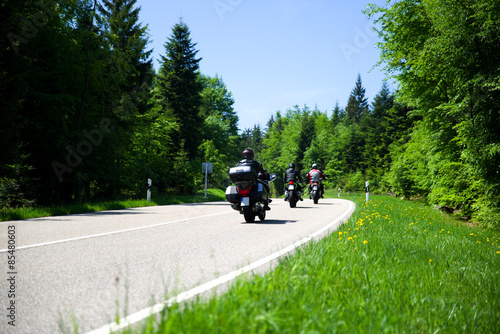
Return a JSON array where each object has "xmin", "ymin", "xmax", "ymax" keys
[
  {"xmin": 289, "ymin": 163, "xmax": 295, "ymax": 169},
  {"xmin": 242, "ymin": 148, "xmax": 254, "ymax": 160},
  {"xmin": 312, "ymin": 163, "xmax": 318, "ymax": 169}
]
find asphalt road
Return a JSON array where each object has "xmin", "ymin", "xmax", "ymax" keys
[{"xmin": 0, "ymin": 198, "xmax": 355, "ymax": 334}]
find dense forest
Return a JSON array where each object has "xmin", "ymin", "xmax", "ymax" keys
[{"xmin": 1, "ymin": 0, "xmax": 499, "ymax": 228}]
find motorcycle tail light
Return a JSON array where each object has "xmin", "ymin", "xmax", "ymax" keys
[
  {"xmin": 238, "ymin": 185, "xmax": 252, "ymax": 195},
  {"xmin": 289, "ymin": 181, "xmax": 294, "ymax": 185}
]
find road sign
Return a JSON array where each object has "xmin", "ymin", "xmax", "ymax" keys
[{"xmin": 202, "ymin": 162, "xmax": 213, "ymax": 174}]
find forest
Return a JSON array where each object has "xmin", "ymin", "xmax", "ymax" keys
[{"xmin": 1, "ymin": 0, "xmax": 499, "ymax": 228}]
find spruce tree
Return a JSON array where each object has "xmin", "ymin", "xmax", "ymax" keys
[
  {"xmin": 345, "ymin": 74, "xmax": 369, "ymax": 123},
  {"xmin": 97, "ymin": 0, "xmax": 154, "ymax": 116},
  {"xmin": 97, "ymin": 0, "xmax": 154, "ymax": 195},
  {"xmin": 156, "ymin": 20, "xmax": 203, "ymax": 159}
]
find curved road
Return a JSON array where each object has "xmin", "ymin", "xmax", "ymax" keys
[{"xmin": 0, "ymin": 198, "xmax": 354, "ymax": 334}]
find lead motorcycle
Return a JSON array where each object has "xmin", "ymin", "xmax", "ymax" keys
[{"xmin": 225, "ymin": 165, "xmax": 276, "ymax": 223}]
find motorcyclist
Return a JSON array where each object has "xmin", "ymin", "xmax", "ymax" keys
[
  {"xmin": 283, "ymin": 162, "xmax": 303, "ymax": 201},
  {"xmin": 236, "ymin": 148, "xmax": 272, "ymax": 210},
  {"xmin": 306, "ymin": 163, "xmax": 326, "ymax": 198}
]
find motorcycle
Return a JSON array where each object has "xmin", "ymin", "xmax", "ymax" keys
[
  {"xmin": 225, "ymin": 165, "xmax": 276, "ymax": 223},
  {"xmin": 309, "ymin": 180, "xmax": 322, "ymax": 204},
  {"xmin": 284, "ymin": 180, "xmax": 302, "ymax": 208}
]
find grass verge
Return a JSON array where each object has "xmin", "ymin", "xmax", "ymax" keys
[
  {"xmin": 0, "ymin": 188, "xmax": 226, "ymax": 221},
  {"xmin": 130, "ymin": 192, "xmax": 500, "ymax": 333}
]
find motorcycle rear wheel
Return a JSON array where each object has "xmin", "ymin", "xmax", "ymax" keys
[
  {"xmin": 312, "ymin": 191, "xmax": 319, "ymax": 204},
  {"xmin": 289, "ymin": 192, "xmax": 297, "ymax": 208},
  {"xmin": 243, "ymin": 207, "xmax": 255, "ymax": 223}
]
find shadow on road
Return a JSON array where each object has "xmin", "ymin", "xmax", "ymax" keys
[
  {"xmin": 248, "ymin": 219, "xmax": 298, "ymax": 225},
  {"xmin": 82, "ymin": 210, "xmax": 148, "ymax": 216},
  {"xmin": 180, "ymin": 201, "xmax": 228, "ymax": 206},
  {"xmin": 310, "ymin": 202, "xmax": 335, "ymax": 206}
]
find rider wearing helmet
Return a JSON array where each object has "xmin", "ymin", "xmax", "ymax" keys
[
  {"xmin": 236, "ymin": 148, "xmax": 272, "ymax": 210},
  {"xmin": 306, "ymin": 163, "xmax": 326, "ymax": 198},
  {"xmin": 284, "ymin": 162, "xmax": 303, "ymax": 201}
]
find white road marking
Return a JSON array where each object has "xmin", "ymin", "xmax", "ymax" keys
[
  {"xmin": 85, "ymin": 200, "xmax": 355, "ymax": 334},
  {"xmin": 0, "ymin": 210, "xmax": 233, "ymax": 253}
]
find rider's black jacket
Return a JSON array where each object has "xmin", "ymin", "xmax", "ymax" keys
[{"xmin": 284, "ymin": 168, "xmax": 303, "ymax": 183}]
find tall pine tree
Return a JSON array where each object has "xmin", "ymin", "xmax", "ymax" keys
[
  {"xmin": 96, "ymin": 0, "xmax": 154, "ymax": 196},
  {"xmin": 156, "ymin": 20, "xmax": 203, "ymax": 159},
  {"xmin": 345, "ymin": 74, "xmax": 369, "ymax": 123}
]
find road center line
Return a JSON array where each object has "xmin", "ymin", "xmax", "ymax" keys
[
  {"xmin": 85, "ymin": 200, "xmax": 355, "ymax": 334},
  {"xmin": 0, "ymin": 210, "xmax": 233, "ymax": 253}
]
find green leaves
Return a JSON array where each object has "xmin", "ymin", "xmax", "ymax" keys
[{"xmin": 367, "ymin": 0, "xmax": 500, "ymax": 227}]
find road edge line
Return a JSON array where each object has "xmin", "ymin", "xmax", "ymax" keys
[{"xmin": 85, "ymin": 199, "xmax": 355, "ymax": 334}]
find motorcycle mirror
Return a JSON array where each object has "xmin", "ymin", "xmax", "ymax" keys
[{"xmin": 269, "ymin": 174, "xmax": 277, "ymax": 182}]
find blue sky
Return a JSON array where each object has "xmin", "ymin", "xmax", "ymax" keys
[{"xmin": 136, "ymin": 0, "xmax": 392, "ymax": 131}]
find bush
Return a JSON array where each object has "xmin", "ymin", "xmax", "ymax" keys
[{"xmin": 342, "ymin": 171, "xmax": 365, "ymax": 192}]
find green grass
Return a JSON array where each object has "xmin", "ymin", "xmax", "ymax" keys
[
  {"xmin": 0, "ymin": 188, "xmax": 226, "ymax": 221},
  {"xmin": 129, "ymin": 192, "xmax": 500, "ymax": 333}
]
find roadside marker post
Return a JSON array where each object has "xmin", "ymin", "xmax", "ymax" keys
[
  {"xmin": 147, "ymin": 178, "xmax": 152, "ymax": 202},
  {"xmin": 365, "ymin": 180, "xmax": 369, "ymax": 202}
]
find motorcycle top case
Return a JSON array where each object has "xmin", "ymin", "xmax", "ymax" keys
[
  {"xmin": 229, "ymin": 166, "xmax": 257, "ymax": 183},
  {"xmin": 225, "ymin": 185, "xmax": 239, "ymax": 203}
]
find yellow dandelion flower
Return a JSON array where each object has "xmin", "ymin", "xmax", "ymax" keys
[
  {"xmin": 363, "ymin": 240, "xmax": 368, "ymax": 244},
  {"xmin": 497, "ymin": 251, "xmax": 500, "ymax": 254},
  {"xmin": 348, "ymin": 237, "xmax": 353, "ymax": 241},
  {"xmin": 429, "ymin": 259, "xmax": 432, "ymax": 263},
  {"xmin": 338, "ymin": 231, "xmax": 343, "ymax": 236}
]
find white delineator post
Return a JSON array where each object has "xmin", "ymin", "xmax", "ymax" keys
[
  {"xmin": 147, "ymin": 178, "xmax": 152, "ymax": 202},
  {"xmin": 365, "ymin": 180, "xmax": 369, "ymax": 202}
]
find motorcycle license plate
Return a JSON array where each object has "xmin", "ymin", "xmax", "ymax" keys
[
  {"xmin": 241, "ymin": 197, "xmax": 250, "ymax": 206},
  {"xmin": 313, "ymin": 186, "xmax": 318, "ymax": 190},
  {"xmin": 288, "ymin": 185, "xmax": 295, "ymax": 190}
]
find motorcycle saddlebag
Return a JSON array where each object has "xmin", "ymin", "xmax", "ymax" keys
[
  {"xmin": 225, "ymin": 185, "xmax": 239, "ymax": 203},
  {"xmin": 250, "ymin": 182, "xmax": 268, "ymax": 202},
  {"xmin": 229, "ymin": 166, "xmax": 257, "ymax": 183}
]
